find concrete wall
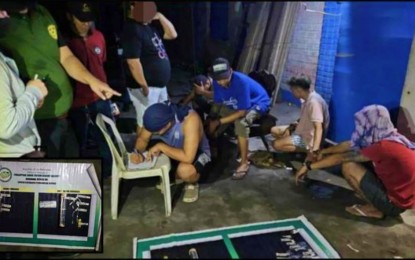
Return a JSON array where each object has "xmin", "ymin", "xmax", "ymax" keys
[{"xmin": 280, "ymin": 2, "xmax": 325, "ymax": 105}]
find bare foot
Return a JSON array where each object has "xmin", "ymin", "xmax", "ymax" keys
[{"xmin": 345, "ymin": 204, "xmax": 384, "ymax": 219}]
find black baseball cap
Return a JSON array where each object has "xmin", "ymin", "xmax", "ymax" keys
[
  {"xmin": 67, "ymin": 1, "xmax": 95, "ymax": 22},
  {"xmin": 210, "ymin": 58, "xmax": 232, "ymax": 81}
]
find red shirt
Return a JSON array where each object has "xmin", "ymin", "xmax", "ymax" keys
[
  {"xmin": 66, "ymin": 29, "xmax": 107, "ymax": 108},
  {"xmin": 362, "ymin": 140, "xmax": 415, "ymax": 209}
]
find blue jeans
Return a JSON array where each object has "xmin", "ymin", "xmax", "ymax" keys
[{"xmin": 68, "ymin": 99, "xmax": 114, "ymax": 178}]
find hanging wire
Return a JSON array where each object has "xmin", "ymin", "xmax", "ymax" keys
[{"xmin": 301, "ymin": 2, "xmax": 342, "ymax": 16}]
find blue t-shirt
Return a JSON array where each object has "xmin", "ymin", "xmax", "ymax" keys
[{"xmin": 212, "ymin": 71, "xmax": 271, "ymax": 115}]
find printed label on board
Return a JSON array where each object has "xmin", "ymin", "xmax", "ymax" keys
[{"xmin": 39, "ymin": 201, "xmax": 57, "ymax": 208}]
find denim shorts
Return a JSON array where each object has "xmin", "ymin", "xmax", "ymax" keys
[
  {"xmin": 291, "ymin": 134, "xmax": 307, "ymax": 149},
  {"xmin": 360, "ymin": 170, "xmax": 405, "ymax": 217}
]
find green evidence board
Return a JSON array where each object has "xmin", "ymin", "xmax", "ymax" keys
[{"xmin": 0, "ymin": 161, "xmax": 102, "ymax": 251}]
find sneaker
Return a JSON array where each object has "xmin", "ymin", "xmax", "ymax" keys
[{"xmin": 182, "ymin": 183, "xmax": 199, "ymax": 203}]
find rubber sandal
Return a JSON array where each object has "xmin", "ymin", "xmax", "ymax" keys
[
  {"xmin": 345, "ymin": 204, "xmax": 385, "ymax": 219},
  {"xmin": 232, "ymin": 164, "xmax": 250, "ymax": 180},
  {"xmin": 346, "ymin": 204, "xmax": 367, "ymax": 217}
]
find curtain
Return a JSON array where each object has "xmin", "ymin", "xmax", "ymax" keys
[
  {"xmin": 236, "ymin": 2, "xmax": 301, "ymax": 105},
  {"xmin": 236, "ymin": 2, "xmax": 272, "ymax": 73},
  {"xmin": 267, "ymin": 2, "xmax": 301, "ymax": 105}
]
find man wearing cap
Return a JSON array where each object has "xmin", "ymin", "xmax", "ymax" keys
[
  {"xmin": 0, "ymin": 9, "xmax": 48, "ymax": 158},
  {"xmin": 64, "ymin": 1, "xmax": 114, "ymax": 178},
  {"xmin": 131, "ymin": 102, "xmax": 211, "ymax": 203},
  {"xmin": 120, "ymin": 1, "xmax": 177, "ymax": 136},
  {"xmin": 180, "ymin": 74, "xmax": 213, "ymax": 121},
  {"xmin": 0, "ymin": 1, "xmax": 120, "ymax": 157},
  {"xmin": 208, "ymin": 57, "xmax": 271, "ymax": 180}
]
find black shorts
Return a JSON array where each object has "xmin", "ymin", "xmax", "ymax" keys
[
  {"xmin": 170, "ymin": 150, "xmax": 211, "ymax": 176},
  {"xmin": 359, "ymin": 170, "xmax": 405, "ymax": 217},
  {"xmin": 147, "ymin": 139, "xmax": 211, "ymax": 176}
]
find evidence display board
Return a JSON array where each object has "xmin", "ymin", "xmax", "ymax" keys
[{"xmin": 0, "ymin": 161, "xmax": 102, "ymax": 251}]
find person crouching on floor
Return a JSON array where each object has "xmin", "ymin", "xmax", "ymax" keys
[
  {"xmin": 207, "ymin": 57, "xmax": 271, "ymax": 180},
  {"xmin": 180, "ymin": 74, "xmax": 213, "ymax": 122},
  {"xmin": 130, "ymin": 102, "xmax": 211, "ymax": 203},
  {"xmin": 295, "ymin": 105, "xmax": 415, "ymax": 219},
  {"xmin": 271, "ymin": 76, "xmax": 329, "ymax": 161}
]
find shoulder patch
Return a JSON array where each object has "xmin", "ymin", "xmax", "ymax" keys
[
  {"xmin": 47, "ymin": 24, "xmax": 58, "ymax": 40},
  {"xmin": 94, "ymin": 46, "xmax": 102, "ymax": 55}
]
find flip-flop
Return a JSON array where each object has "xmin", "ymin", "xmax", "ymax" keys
[
  {"xmin": 232, "ymin": 165, "xmax": 250, "ymax": 180},
  {"xmin": 345, "ymin": 204, "xmax": 385, "ymax": 219},
  {"xmin": 346, "ymin": 204, "xmax": 367, "ymax": 217}
]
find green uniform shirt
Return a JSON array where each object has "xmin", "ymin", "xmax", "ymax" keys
[{"xmin": 0, "ymin": 5, "xmax": 73, "ymax": 119}]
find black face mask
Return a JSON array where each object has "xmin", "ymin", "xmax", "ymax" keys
[
  {"xmin": 0, "ymin": 1, "xmax": 37, "ymax": 14},
  {"xmin": 0, "ymin": 17, "xmax": 11, "ymax": 38}
]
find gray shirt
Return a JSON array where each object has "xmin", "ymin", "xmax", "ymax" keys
[{"xmin": 0, "ymin": 51, "xmax": 43, "ymax": 157}]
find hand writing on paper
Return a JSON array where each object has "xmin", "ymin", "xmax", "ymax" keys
[{"xmin": 147, "ymin": 144, "xmax": 162, "ymax": 161}]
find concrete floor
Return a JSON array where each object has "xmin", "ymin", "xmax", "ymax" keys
[{"xmin": 78, "ymin": 102, "xmax": 414, "ymax": 259}]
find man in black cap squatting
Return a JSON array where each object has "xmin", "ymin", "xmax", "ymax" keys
[{"xmin": 208, "ymin": 57, "xmax": 271, "ymax": 180}]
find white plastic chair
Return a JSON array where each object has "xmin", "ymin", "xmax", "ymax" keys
[{"xmin": 95, "ymin": 113, "xmax": 172, "ymax": 219}]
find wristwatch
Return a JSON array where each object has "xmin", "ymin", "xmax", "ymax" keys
[{"xmin": 312, "ymin": 149, "xmax": 320, "ymax": 156}]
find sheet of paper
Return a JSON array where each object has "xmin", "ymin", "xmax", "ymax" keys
[{"xmin": 127, "ymin": 152, "xmax": 158, "ymax": 170}]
